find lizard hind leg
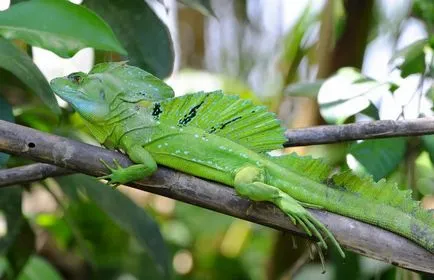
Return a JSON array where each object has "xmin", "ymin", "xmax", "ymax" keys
[{"xmin": 233, "ymin": 165, "xmax": 345, "ymax": 259}]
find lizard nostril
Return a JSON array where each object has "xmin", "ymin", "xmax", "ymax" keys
[{"xmin": 28, "ymin": 142, "xmax": 35, "ymax": 148}]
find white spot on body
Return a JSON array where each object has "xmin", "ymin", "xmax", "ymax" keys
[
  {"xmin": 175, "ymin": 150, "xmax": 181, "ymax": 154},
  {"xmin": 157, "ymin": 144, "xmax": 162, "ymax": 148},
  {"xmin": 219, "ymin": 146, "xmax": 226, "ymax": 150},
  {"xmin": 164, "ymin": 143, "xmax": 169, "ymax": 146},
  {"xmin": 194, "ymin": 134, "xmax": 199, "ymax": 138},
  {"xmin": 184, "ymin": 151, "xmax": 189, "ymax": 155}
]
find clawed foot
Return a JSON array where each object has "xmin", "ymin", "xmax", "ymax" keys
[
  {"xmin": 277, "ymin": 197, "xmax": 345, "ymax": 259},
  {"xmin": 98, "ymin": 158, "xmax": 127, "ymax": 188}
]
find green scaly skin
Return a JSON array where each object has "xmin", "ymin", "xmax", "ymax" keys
[{"xmin": 50, "ymin": 62, "xmax": 434, "ymax": 259}]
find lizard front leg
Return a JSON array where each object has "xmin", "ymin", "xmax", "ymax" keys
[
  {"xmin": 99, "ymin": 145, "xmax": 157, "ymax": 187},
  {"xmin": 233, "ymin": 166, "xmax": 344, "ymax": 258}
]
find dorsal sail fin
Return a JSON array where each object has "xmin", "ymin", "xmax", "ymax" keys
[
  {"xmin": 267, "ymin": 153, "xmax": 331, "ymax": 183},
  {"xmin": 155, "ymin": 91, "xmax": 286, "ymax": 152}
]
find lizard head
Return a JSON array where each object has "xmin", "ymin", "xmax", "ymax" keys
[{"xmin": 50, "ymin": 62, "xmax": 175, "ymax": 123}]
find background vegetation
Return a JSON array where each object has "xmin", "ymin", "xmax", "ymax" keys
[{"xmin": 0, "ymin": 0, "xmax": 433, "ymax": 279}]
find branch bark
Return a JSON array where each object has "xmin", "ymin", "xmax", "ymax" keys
[
  {"xmin": 3, "ymin": 117, "xmax": 434, "ymax": 185},
  {"xmin": 0, "ymin": 120, "xmax": 433, "ymax": 273},
  {"xmin": 284, "ymin": 117, "xmax": 434, "ymax": 146}
]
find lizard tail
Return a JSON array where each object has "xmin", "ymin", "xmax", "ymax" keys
[{"xmin": 267, "ymin": 153, "xmax": 434, "ymax": 253}]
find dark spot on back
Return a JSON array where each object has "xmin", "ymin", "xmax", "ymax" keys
[
  {"xmin": 208, "ymin": 116, "xmax": 242, "ymax": 134},
  {"xmin": 178, "ymin": 101, "xmax": 204, "ymax": 126},
  {"xmin": 220, "ymin": 116, "xmax": 242, "ymax": 129},
  {"xmin": 152, "ymin": 103, "xmax": 162, "ymax": 120},
  {"xmin": 99, "ymin": 90, "xmax": 106, "ymax": 100}
]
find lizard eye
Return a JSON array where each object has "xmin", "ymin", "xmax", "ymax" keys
[{"xmin": 67, "ymin": 72, "xmax": 83, "ymax": 84}]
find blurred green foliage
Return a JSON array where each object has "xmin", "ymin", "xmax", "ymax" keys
[{"xmin": 0, "ymin": 0, "xmax": 433, "ymax": 279}]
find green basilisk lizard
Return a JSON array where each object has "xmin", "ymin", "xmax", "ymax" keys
[{"xmin": 50, "ymin": 62, "xmax": 434, "ymax": 259}]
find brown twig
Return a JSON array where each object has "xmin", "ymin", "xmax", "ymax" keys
[
  {"xmin": 0, "ymin": 120, "xmax": 433, "ymax": 273},
  {"xmin": 284, "ymin": 117, "xmax": 434, "ymax": 146}
]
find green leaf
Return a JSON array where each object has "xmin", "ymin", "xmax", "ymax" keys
[
  {"xmin": 284, "ymin": 80, "xmax": 324, "ymax": 98},
  {"xmin": 0, "ymin": 96, "xmax": 14, "ymax": 167},
  {"xmin": 332, "ymin": 249, "xmax": 360, "ymax": 280},
  {"xmin": 10, "ymin": 0, "xmax": 28, "ymax": 5},
  {"xmin": 421, "ymin": 135, "xmax": 434, "ymax": 165},
  {"xmin": 0, "ymin": 96, "xmax": 32, "ymax": 278},
  {"xmin": 179, "ymin": 0, "xmax": 216, "ymax": 17},
  {"xmin": 359, "ymin": 102, "xmax": 379, "ymax": 120},
  {"xmin": 0, "ymin": 0, "xmax": 127, "ymax": 58},
  {"xmin": 412, "ymin": 0, "xmax": 434, "ymax": 28},
  {"xmin": 15, "ymin": 107, "xmax": 59, "ymax": 132},
  {"xmin": 390, "ymin": 39, "xmax": 427, "ymax": 78},
  {"xmin": 0, "ymin": 188, "xmax": 31, "ymax": 279},
  {"xmin": 6, "ymin": 219, "xmax": 35, "ymax": 278},
  {"xmin": 0, "ymin": 187, "xmax": 23, "ymax": 254},
  {"xmin": 280, "ymin": 4, "xmax": 315, "ymax": 85},
  {"xmin": 56, "ymin": 174, "xmax": 171, "ymax": 279},
  {"xmin": 349, "ymin": 138, "xmax": 407, "ymax": 181},
  {"xmin": 35, "ymin": 214, "xmax": 72, "ymax": 251},
  {"xmin": 85, "ymin": 0, "xmax": 174, "ymax": 78},
  {"xmin": 318, "ymin": 68, "xmax": 389, "ymax": 124},
  {"xmin": 18, "ymin": 256, "xmax": 62, "ymax": 280},
  {"xmin": 0, "ymin": 38, "xmax": 60, "ymax": 114}
]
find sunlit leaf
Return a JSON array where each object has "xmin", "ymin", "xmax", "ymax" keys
[
  {"xmin": 0, "ymin": 38, "xmax": 60, "ymax": 114},
  {"xmin": 421, "ymin": 135, "xmax": 434, "ymax": 166},
  {"xmin": 85, "ymin": 0, "xmax": 174, "ymax": 78},
  {"xmin": 390, "ymin": 39, "xmax": 427, "ymax": 78},
  {"xmin": 414, "ymin": 152, "xmax": 434, "ymax": 195},
  {"xmin": 35, "ymin": 214, "xmax": 72, "ymax": 251},
  {"xmin": 17, "ymin": 256, "xmax": 62, "ymax": 280},
  {"xmin": 0, "ymin": 0, "xmax": 127, "ymax": 57},
  {"xmin": 280, "ymin": 4, "xmax": 316, "ymax": 85},
  {"xmin": 284, "ymin": 80, "xmax": 324, "ymax": 98},
  {"xmin": 349, "ymin": 138, "xmax": 407, "ymax": 181},
  {"xmin": 281, "ymin": 3, "xmax": 314, "ymax": 64},
  {"xmin": 56, "ymin": 174, "xmax": 171, "ymax": 279},
  {"xmin": 318, "ymin": 68, "xmax": 389, "ymax": 124},
  {"xmin": 179, "ymin": 0, "xmax": 216, "ymax": 17}
]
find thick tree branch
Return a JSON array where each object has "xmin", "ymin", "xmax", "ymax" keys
[
  {"xmin": 3, "ymin": 117, "xmax": 434, "ymax": 186},
  {"xmin": 0, "ymin": 120, "xmax": 433, "ymax": 273}
]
